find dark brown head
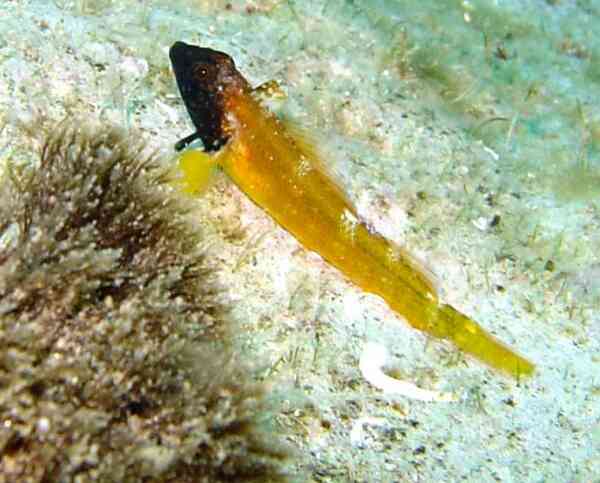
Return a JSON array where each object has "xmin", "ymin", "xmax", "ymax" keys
[{"xmin": 170, "ymin": 41, "xmax": 250, "ymax": 152}]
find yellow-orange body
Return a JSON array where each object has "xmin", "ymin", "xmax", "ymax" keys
[{"xmin": 178, "ymin": 86, "xmax": 534, "ymax": 379}]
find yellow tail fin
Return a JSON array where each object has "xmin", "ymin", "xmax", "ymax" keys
[{"xmin": 438, "ymin": 304, "xmax": 535, "ymax": 378}]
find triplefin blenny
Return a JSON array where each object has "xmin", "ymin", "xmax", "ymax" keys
[{"xmin": 169, "ymin": 41, "xmax": 534, "ymax": 378}]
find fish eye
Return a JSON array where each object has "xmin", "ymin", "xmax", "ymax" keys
[{"xmin": 192, "ymin": 62, "xmax": 211, "ymax": 78}]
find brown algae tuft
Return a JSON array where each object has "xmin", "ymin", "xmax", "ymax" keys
[{"xmin": 0, "ymin": 121, "xmax": 288, "ymax": 482}]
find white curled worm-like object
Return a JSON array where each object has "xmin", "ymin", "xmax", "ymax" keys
[{"xmin": 359, "ymin": 342, "xmax": 456, "ymax": 402}]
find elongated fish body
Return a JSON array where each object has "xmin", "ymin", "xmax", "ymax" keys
[{"xmin": 170, "ymin": 41, "xmax": 534, "ymax": 378}]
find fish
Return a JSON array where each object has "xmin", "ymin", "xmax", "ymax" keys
[{"xmin": 169, "ymin": 41, "xmax": 535, "ymax": 378}]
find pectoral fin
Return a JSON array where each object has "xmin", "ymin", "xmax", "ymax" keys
[{"xmin": 173, "ymin": 149, "xmax": 219, "ymax": 195}]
